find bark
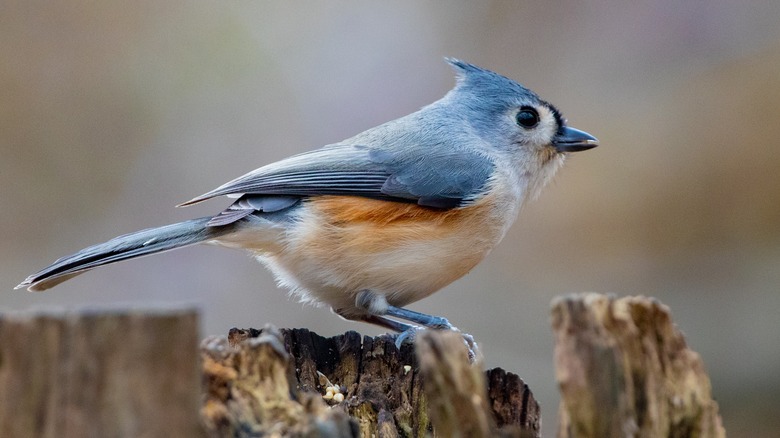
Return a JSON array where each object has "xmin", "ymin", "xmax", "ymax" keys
[
  {"xmin": 0, "ymin": 293, "xmax": 721, "ymax": 438},
  {"xmin": 201, "ymin": 326, "xmax": 541, "ymax": 437},
  {"xmin": 0, "ymin": 308, "xmax": 204, "ymax": 438},
  {"xmin": 551, "ymin": 293, "xmax": 725, "ymax": 438}
]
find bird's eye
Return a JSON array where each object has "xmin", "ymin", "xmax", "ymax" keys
[{"xmin": 515, "ymin": 107, "xmax": 539, "ymax": 129}]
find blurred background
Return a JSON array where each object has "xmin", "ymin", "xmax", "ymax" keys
[{"xmin": 2, "ymin": 1, "xmax": 779, "ymax": 436}]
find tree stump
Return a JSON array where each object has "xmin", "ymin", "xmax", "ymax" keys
[
  {"xmin": 0, "ymin": 293, "xmax": 724, "ymax": 437},
  {"xmin": 200, "ymin": 326, "xmax": 541, "ymax": 437},
  {"xmin": 551, "ymin": 293, "xmax": 725, "ymax": 438},
  {"xmin": 0, "ymin": 308, "xmax": 203, "ymax": 438}
]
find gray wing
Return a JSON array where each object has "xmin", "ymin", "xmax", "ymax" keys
[{"xmin": 180, "ymin": 144, "xmax": 494, "ymax": 219}]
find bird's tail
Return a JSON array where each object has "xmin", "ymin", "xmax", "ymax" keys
[{"xmin": 16, "ymin": 217, "xmax": 229, "ymax": 292}]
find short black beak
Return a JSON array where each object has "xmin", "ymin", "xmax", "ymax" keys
[{"xmin": 553, "ymin": 126, "xmax": 599, "ymax": 152}]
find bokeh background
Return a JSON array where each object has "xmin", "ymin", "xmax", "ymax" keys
[{"xmin": 2, "ymin": 1, "xmax": 779, "ymax": 436}]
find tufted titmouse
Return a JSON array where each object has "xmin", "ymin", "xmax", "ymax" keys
[{"xmin": 17, "ymin": 59, "xmax": 597, "ymax": 337}]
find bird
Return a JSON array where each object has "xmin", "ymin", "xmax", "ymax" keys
[{"xmin": 17, "ymin": 59, "xmax": 598, "ymax": 340}]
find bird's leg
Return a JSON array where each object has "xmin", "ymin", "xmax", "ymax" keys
[
  {"xmin": 352, "ymin": 290, "xmax": 475, "ymax": 352},
  {"xmin": 384, "ymin": 305, "xmax": 479, "ymax": 353},
  {"xmin": 333, "ymin": 306, "xmax": 418, "ymax": 347},
  {"xmin": 384, "ymin": 306, "xmax": 452, "ymax": 330},
  {"xmin": 333, "ymin": 294, "xmax": 415, "ymax": 333},
  {"xmin": 354, "ymin": 289, "xmax": 452, "ymax": 329},
  {"xmin": 355, "ymin": 314, "xmax": 416, "ymax": 333}
]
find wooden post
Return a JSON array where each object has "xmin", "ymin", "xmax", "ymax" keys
[
  {"xmin": 0, "ymin": 308, "xmax": 204, "ymax": 438},
  {"xmin": 551, "ymin": 294, "xmax": 725, "ymax": 438}
]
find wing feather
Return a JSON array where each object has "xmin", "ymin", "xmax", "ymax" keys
[{"xmin": 179, "ymin": 144, "xmax": 494, "ymax": 210}]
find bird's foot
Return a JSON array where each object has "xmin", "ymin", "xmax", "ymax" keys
[
  {"xmin": 393, "ymin": 326, "xmax": 480, "ymax": 362},
  {"xmin": 394, "ymin": 325, "xmax": 423, "ymax": 349}
]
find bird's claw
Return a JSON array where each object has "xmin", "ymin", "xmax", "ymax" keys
[
  {"xmin": 394, "ymin": 326, "xmax": 423, "ymax": 349},
  {"xmin": 426, "ymin": 316, "xmax": 452, "ymax": 330},
  {"xmin": 394, "ymin": 326, "xmax": 480, "ymax": 362},
  {"xmin": 460, "ymin": 332, "xmax": 480, "ymax": 362}
]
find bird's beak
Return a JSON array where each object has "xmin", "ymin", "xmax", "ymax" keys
[{"xmin": 553, "ymin": 126, "xmax": 599, "ymax": 152}]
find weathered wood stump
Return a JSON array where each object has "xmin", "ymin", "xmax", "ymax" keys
[
  {"xmin": 201, "ymin": 326, "xmax": 541, "ymax": 437},
  {"xmin": 0, "ymin": 308, "xmax": 203, "ymax": 437},
  {"xmin": 0, "ymin": 294, "xmax": 724, "ymax": 437},
  {"xmin": 552, "ymin": 294, "xmax": 725, "ymax": 438}
]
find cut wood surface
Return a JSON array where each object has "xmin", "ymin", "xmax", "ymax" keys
[
  {"xmin": 201, "ymin": 326, "xmax": 541, "ymax": 438},
  {"xmin": 552, "ymin": 293, "xmax": 725, "ymax": 438}
]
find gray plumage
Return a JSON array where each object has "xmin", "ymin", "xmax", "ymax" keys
[
  {"xmin": 177, "ymin": 59, "xmax": 533, "ymax": 211},
  {"xmin": 19, "ymin": 217, "xmax": 230, "ymax": 291},
  {"xmin": 16, "ymin": 57, "xmax": 598, "ymax": 337}
]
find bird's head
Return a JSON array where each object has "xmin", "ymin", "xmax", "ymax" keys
[{"xmin": 444, "ymin": 58, "xmax": 598, "ymax": 197}]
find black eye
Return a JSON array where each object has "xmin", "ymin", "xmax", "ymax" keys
[{"xmin": 515, "ymin": 107, "xmax": 539, "ymax": 129}]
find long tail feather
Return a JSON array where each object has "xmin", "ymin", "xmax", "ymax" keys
[{"xmin": 16, "ymin": 217, "xmax": 228, "ymax": 291}]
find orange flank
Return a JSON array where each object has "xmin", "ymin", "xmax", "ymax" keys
[
  {"xmin": 270, "ymin": 193, "xmax": 512, "ymax": 311},
  {"xmin": 308, "ymin": 195, "xmax": 472, "ymax": 226},
  {"xmin": 303, "ymin": 195, "xmax": 502, "ymax": 252}
]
